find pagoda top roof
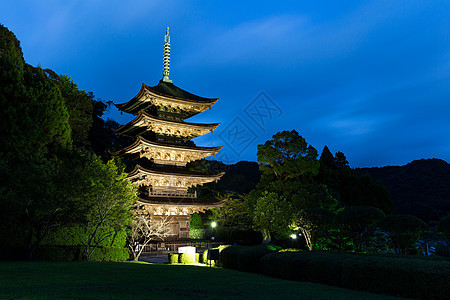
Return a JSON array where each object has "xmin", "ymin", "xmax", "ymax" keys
[
  {"xmin": 115, "ymin": 81, "xmax": 218, "ymax": 114},
  {"xmin": 149, "ymin": 80, "xmax": 217, "ymax": 103},
  {"xmin": 111, "ymin": 136, "xmax": 222, "ymax": 157},
  {"xmin": 137, "ymin": 196, "xmax": 226, "ymax": 207}
]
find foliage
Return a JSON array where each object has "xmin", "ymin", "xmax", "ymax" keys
[
  {"xmin": 189, "ymin": 213, "xmax": 203, "ymax": 229},
  {"xmin": 292, "ymin": 208, "xmax": 335, "ymax": 251},
  {"xmin": 257, "ymin": 129, "xmax": 319, "ymax": 181},
  {"xmin": 357, "ymin": 158, "xmax": 450, "ymax": 222},
  {"xmin": 377, "ymin": 214, "xmax": 429, "ymax": 254},
  {"xmin": 211, "ymin": 194, "xmax": 252, "ymax": 229},
  {"xmin": 1, "ymin": 25, "xmax": 71, "ymax": 161},
  {"xmin": 179, "ymin": 253, "xmax": 195, "ymax": 264},
  {"xmin": 78, "ymin": 156, "xmax": 137, "ymax": 260},
  {"xmin": 168, "ymin": 253, "xmax": 179, "ymax": 264},
  {"xmin": 248, "ymin": 130, "xmax": 337, "ymax": 242},
  {"xmin": 334, "ymin": 206, "xmax": 385, "ymax": 252},
  {"xmin": 44, "ymin": 71, "xmax": 94, "ymax": 147},
  {"xmin": 317, "ymin": 146, "xmax": 393, "ymax": 213},
  {"xmin": 438, "ymin": 214, "xmax": 450, "ymax": 242},
  {"xmin": 260, "ymin": 251, "xmax": 450, "ymax": 299},
  {"xmin": 219, "ymin": 245, "xmax": 275, "ymax": 272},
  {"xmin": 189, "ymin": 228, "xmax": 209, "ymax": 240},
  {"xmin": 252, "ymin": 192, "xmax": 291, "ymax": 242}
]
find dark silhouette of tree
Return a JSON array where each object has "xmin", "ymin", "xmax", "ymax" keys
[{"xmin": 377, "ymin": 214, "xmax": 429, "ymax": 254}]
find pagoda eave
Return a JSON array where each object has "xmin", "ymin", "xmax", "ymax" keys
[
  {"xmin": 136, "ymin": 198, "xmax": 226, "ymax": 215},
  {"xmin": 128, "ymin": 164, "xmax": 225, "ymax": 180},
  {"xmin": 111, "ymin": 136, "xmax": 222, "ymax": 157},
  {"xmin": 114, "ymin": 111, "xmax": 220, "ymax": 137}
]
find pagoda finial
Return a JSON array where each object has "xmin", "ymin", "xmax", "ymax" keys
[{"xmin": 162, "ymin": 27, "xmax": 172, "ymax": 83}]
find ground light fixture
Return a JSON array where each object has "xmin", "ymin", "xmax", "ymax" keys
[
  {"xmin": 211, "ymin": 221, "xmax": 217, "ymax": 228},
  {"xmin": 290, "ymin": 234, "xmax": 297, "ymax": 239}
]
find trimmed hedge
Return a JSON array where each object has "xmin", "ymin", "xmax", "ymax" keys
[
  {"xmin": 179, "ymin": 253, "xmax": 195, "ymax": 264},
  {"xmin": 168, "ymin": 253, "xmax": 179, "ymax": 264},
  {"xmin": 219, "ymin": 245, "xmax": 275, "ymax": 273},
  {"xmin": 32, "ymin": 246, "xmax": 129, "ymax": 262},
  {"xmin": 260, "ymin": 251, "xmax": 450, "ymax": 299}
]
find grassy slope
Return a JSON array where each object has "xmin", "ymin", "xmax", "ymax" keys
[{"xmin": 0, "ymin": 261, "xmax": 402, "ymax": 299}]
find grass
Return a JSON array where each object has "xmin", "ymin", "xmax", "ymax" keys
[{"xmin": 0, "ymin": 261, "xmax": 402, "ymax": 299}]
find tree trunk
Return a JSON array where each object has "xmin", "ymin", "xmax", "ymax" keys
[{"xmin": 261, "ymin": 229, "xmax": 271, "ymax": 244}]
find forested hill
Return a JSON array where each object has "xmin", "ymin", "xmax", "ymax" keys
[
  {"xmin": 357, "ymin": 159, "xmax": 450, "ymax": 224},
  {"xmin": 207, "ymin": 160, "xmax": 261, "ymax": 195}
]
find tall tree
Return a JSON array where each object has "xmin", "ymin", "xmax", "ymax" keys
[
  {"xmin": 247, "ymin": 130, "xmax": 337, "ymax": 242},
  {"xmin": 78, "ymin": 156, "xmax": 136, "ymax": 260}
]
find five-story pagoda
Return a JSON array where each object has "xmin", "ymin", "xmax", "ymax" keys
[{"xmin": 113, "ymin": 28, "xmax": 224, "ymax": 240}]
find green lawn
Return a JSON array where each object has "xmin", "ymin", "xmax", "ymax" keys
[{"xmin": 0, "ymin": 261, "xmax": 402, "ymax": 299}]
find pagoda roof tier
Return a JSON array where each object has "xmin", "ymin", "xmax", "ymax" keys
[
  {"xmin": 111, "ymin": 136, "xmax": 222, "ymax": 167},
  {"xmin": 128, "ymin": 165, "xmax": 224, "ymax": 189},
  {"xmin": 115, "ymin": 81, "xmax": 218, "ymax": 117},
  {"xmin": 114, "ymin": 111, "xmax": 220, "ymax": 139},
  {"xmin": 136, "ymin": 198, "xmax": 226, "ymax": 215}
]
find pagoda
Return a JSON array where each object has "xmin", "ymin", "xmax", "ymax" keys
[{"xmin": 113, "ymin": 27, "xmax": 225, "ymax": 240}]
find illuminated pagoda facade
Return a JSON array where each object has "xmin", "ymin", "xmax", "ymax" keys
[{"xmin": 113, "ymin": 28, "xmax": 224, "ymax": 240}]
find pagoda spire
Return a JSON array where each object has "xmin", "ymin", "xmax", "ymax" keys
[{"xmin": 162, "ymin": 27, "xmax": 172, "ymax": 83}]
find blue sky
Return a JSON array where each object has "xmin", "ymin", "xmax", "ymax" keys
[{"xmin": 1, "ymin": 0, "xmax": 449, "ymax": 167}]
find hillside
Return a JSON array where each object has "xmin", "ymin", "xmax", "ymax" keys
[{"xmin": 357, "ymin": 159, "xmax": 450, "ymax": 223}]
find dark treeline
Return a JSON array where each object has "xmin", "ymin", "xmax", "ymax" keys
[
  {"xmin": 357, "ymin": 159, "xmax": 450, "ymax": 224},
  {"xmin": 0, "ymin": 24, "xmax": 136, "ymax": 261}
]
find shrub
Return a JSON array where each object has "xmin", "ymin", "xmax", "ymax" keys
[
  {"xmin": 342, "ymin": 255, "xmax": 450, "ymax": 299},
  {"xmin": 220, "ymin": 245, "xmax": 275, "ymax": 272},
  {"xmin": 168, "ymin": 253, "xmax": 179, "ymax": 264},
  {"xmin": 195, "ymin": 253, "xmax": 200, "ymax": 263},
  {"xmin": 189, "ymin": 229, "xmax": 206, "ymax": 240},
  {"xmin": 259, "ymin": 251, "xmax": 450, "ymax": 299},
  {"xmin": 179, "ymin": 253, "xmax": 195, "ymax": 264},
  {"xmin": 89, "ymin": 247, "xmax": 129, "ymax": 262}
]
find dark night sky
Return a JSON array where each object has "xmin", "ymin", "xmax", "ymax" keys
[{"xmin": 2, "ymin": 0, "xmax": 449, "ymax": 167}]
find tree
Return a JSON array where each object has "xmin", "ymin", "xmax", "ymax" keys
[
  {"xmin": 334, "ymin": 206, "xmax": 385, "ymax": 252},
  {"xmin": 319, "ymin": 145, "xmax": 336, "ymax": 169},
  {"xmin": 247, "ymin": 130, "xmax": 337, "ymax": 241},
  {"xmin": 257, "ymin": 130, "xmax": 319, "ymax": 181},
  {"xmin": 190, "ymin": 213, "xmax": 204, "ymax": 230},
  {"xmin": 211, "ymin": 194, "xmax": 252, "ymax": 228},
  {"xmin": 45, "ymin": 71, "xmax": 94, "ymax": 147},
  {"xmin": 1, "ymin": 24, "xmax": 71, "ymax": 161},
  {"xmin": 437, "ymin": 214, "xmax": 450, "ymax": 243},
  {"xmin": 377, "ymin": 214, "xmax": 429, "ymax": 254},
  {"xmin": 292, "ymin": 208, "xmax": 335, "ymax": 251},
  {"xmin": 79, "ymin": 156, "xmax": 137, "ymax": 260},
  {"xmin": 334, "ymin": 151, "xmax": 349, "ymax": 168},
  {"xmin": 252, "ymin": 192, "xmax": 291, "ymax": 242},
  {"xmin": 127, "ymin": 213, "xmax": 171, "ymax": 261}
]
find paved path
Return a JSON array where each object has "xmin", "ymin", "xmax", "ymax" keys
[{"xmin": 139, "ymin": 255, "xmax": 169, "ymax": 264}]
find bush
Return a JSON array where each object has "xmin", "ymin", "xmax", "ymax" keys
[
  {"xmin": 179, "ymin": 253, "xmax": 195, "ymax": 264},
  {"xmin": 259, "ymin": 251, "xmax": 450, "ymax": 299},
  {"xmin": 201, "ymin": 246, "xmax": 230, "ymax": 267},
  {"xmin": 343, "ymin": 255, "xmax": 449, "ymax": 299},
  {"xmin": 33, "ymin": 246, "xmax": 79, "ymax": 261},
  {"xmin": 189, "ymin": 229, "xmax": 206, "ymax": 240},
  {"xmin": 89, "ymin": 247, "xmax": 129, "ymax": 261},
  {"xmin": 435, "ymin": 243, "xmax": 450, "ymax": 257},
  {"xmin": 168, "ymin": 253, "xmax": 179, "ymax": 264},
  {"xmin": 220, "ymin": 245, "xmax": 275, "ymax": 272},
  {"xmin": 195, "ymin": 253, "xmax": 200, "ymax": 263},
  {"xmin": 261, "ymin": 251, "xmax": 347, "ymax": 286}
]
